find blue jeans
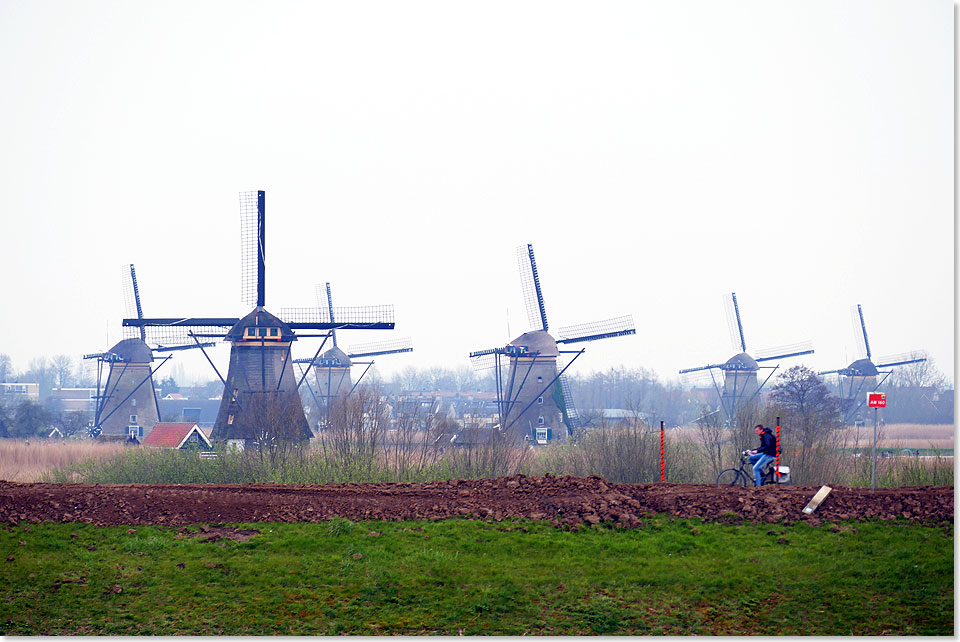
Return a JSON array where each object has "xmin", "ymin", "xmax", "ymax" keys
[{"xmin": 749, "ymin": 453, "xmax": 776, "ymax": 486}]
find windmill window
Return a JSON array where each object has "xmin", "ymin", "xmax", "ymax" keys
[
  {"xmin": 537, "ymin": 376, "xmax": 543, "ymax": 383},
  {"xmin": 232, "ymin": 389, "xmax": 238, "ymax": 402},
  {"xmin": 269, "ymin": 328, "xmax": 279, "ymax": 337},
  {"xmin": 130, "ymin": 415, "xmax": 137, "ymax": 424},
  {"xmin": 227, "ymin": 414, "xmax": 234, "ymax": 425},
  {"xmin": 537, "ymin": 396, "xmax": 543, "ymax": 405},
  {"xmin": 538, "ymin": 416, "xmax": 544, "ymax": 425}
]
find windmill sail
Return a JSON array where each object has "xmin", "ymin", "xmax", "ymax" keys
[
  {"xmin": 121, "ymin": 264, "xmax": 146, "ymax": 341},
  {"xmin": 278, "ymin": 305, "xmax": 395, "ymax": 328},
  {"xmin": 239, "ymin": 191, "xmax": 265, "ymax": 308},
  {"xmin": 851, "ymin": 304, "xmax": 871, "ymax": 360},
  {"xmin": 724, "ymin": 292, "xmax": 747, "ymax": 353},
  {"xmin": 755, "ymin": 341, "xmax": 815, "ymax": 362},
  {"xmin": 347, "ymin": 337, "xmax": 413, "ymax": 359},
  {"xmin": 556, "ymin": 355, "xmax": 581, "ymax": 432},
  {"xmin": 517, "ymin": 244, "xmax": 548, "ymax": 332},
  {"xmin": 557, "ymin": 315, "xmax": 636, "ymax": 344},
  {"xmin": 875, "ymin": 351, "xmax": 927, "ymax": 369}
]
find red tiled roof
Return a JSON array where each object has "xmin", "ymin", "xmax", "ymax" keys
[{"xmin": 143, "ymin": 422, "xmax": 208, "ymax": 449}]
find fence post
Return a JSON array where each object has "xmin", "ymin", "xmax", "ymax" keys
[
  {"xmin": 775, "ymin": 416, "xmax": 781, "ymax": 479},
  {"xmin": 660, "ymin": 420, "xmax": 665, "ymax": 482}
]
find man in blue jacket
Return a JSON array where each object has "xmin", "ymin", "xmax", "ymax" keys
[{"xmin": 748, "ymin": 424, "xmax": 777, "ymax": 486}]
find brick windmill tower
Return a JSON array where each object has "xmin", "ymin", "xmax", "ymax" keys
[
  {"xmin": 291, "ymin": 282, "xmax": 412, "ymax": 429},
  {"xmin": 123, "ymin": 191, "xmax": 394, "ymax": 449},
  {"xmin": 818, "ymin": 304, "xmax": 926, "ymax": 424},
  {"xmin": 85, "ymin": 264, "xmax": 214, "ymax": 440},
  {"xmin": 679, "ymin": 292, "xmax": 814, "ymax": 426},
  {"xmin": 470, "ymin": 244, "xmax": 636, "ymax": 444}
]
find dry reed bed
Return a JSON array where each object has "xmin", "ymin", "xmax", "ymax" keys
[{"xmin": 0, "ymin": 440, "xmax": 126, "ymax": 482}]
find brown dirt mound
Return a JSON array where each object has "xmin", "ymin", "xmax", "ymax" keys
[{"xmin": 0, "ymin": 475, "xmax": 952, "ymax": 529}]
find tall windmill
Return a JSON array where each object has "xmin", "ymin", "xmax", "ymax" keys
[
  {"xmin": 818, "ymin": 304, "xmax": 927, "ymax": 424},
  {"xmin": 84, "ymin": 264, "xmax": 212, "ymax": 440},
  {"xmin": 679, "ymin": 292, "xmax": 814, "ymax": 425},
  {"xmin": 469, "ymin": 244, "xmax": 636, "ymax": 444},
  {"xmin": 290, "ymin": 282, "xmax": 413, "ymax": 429},
  {"xmin": 122, "ymin": 191, "xmax": 394, "ymax": 449}
]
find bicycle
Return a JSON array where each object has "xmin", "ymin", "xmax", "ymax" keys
[{"xmin": 716, "ymin": 450, "xmax": 791, "ymax": 487}]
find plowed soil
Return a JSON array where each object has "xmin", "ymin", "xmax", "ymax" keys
[{"xmin": 0, "ymin": 475, "xmax": 952, "ymax": 529}]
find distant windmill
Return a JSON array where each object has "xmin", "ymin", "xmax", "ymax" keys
[
  {"xmin": 84, "ymin": 264, "xmax": 213, "ymax": 440},
  {"xmin": 679, "ymin": 292, "xmax": 814, "ymax": 425},
  {"xmin": 818, "ymin": 304, "xmax": 927, "ymax": 424},
  {"xmin": 290, "ymin": 282, "xmax": 413, "ymax": 428},
  {"xmin": 122, "ymin": 191, "xmax": 394, "ymax": 449},
  {"xmin": 469, "ymin": 244, "xmax": 636, "ymax": 444}
]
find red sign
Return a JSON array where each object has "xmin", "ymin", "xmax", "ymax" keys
[{"xmin": 868, "ymin": 392, "xmax": 887, "ymax": 408}]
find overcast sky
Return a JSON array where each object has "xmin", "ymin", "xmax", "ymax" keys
[{"xmin": 0, "ymin": 0, "xmax": 953, "ymax": 388}]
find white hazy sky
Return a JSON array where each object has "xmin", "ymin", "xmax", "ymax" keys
[{"xmin": 0, "ymin": 0, "xmax": 954, "ymax": 387}]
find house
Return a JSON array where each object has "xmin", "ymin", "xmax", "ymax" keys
[
  {"xmin": 158, "ymin": 397, "xmax": 221, "ymax": 429},
  {"xmin": 0, "ymin": 382, "xmax": 39, "ymax": 407},
  {"xmin": 142, "ymin": 422, "xmax": 213, "ymax": 450},
  {"xmin": 48, "ymin": 388, "xmax": 97, "ymax": 413}
]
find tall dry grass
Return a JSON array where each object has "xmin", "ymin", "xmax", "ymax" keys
[
  {"xmin": 0, "ymin": 439, "xmax": 127, "ymax": 482},
  {"xmin": 840, "ymin": 423, "xmax": 954, "ymax": 451}
]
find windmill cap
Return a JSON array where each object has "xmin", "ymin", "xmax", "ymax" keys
[
  {"xmin": 225, "ymin": 307, "xmax": 296, "ymax": 342},
  {"xmin": 321, "ymin": 346, "xmax": 351, "ymax": 366},
  {"xmin": 724, "ymin": 352, "xmax": 758, "ymax": 370},
  {"xmin": 846, "ymin": 358, "xmax": 879, "ymax": 377},
  {"xmin": 509, "ymin": 330, "xmax": 559, "ymax": 357},
  {"xmin": 108, "ymin": 338, "xmax": 154, "ymax": 363}
]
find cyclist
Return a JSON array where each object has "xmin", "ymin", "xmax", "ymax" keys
[{"xmin": 748, "ymin": 424, "xmax": 777, "ymax": 487}]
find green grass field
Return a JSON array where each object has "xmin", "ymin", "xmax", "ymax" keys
[{"xmin": 0, "ymin": 517, "xmax": 952, "ymax": 635}]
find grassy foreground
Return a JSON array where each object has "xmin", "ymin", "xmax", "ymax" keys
[{"xmin": 0, "ymin": 517, "xmax": 952, "ymax": 635}]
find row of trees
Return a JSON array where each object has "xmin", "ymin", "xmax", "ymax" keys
[
  {"xmin": 0, "ymin": 354, "xmax": 92, "ymax": 393},
  {"xmin": 0, "ymin": 402, "xmax": 91, "ymax": 439}
]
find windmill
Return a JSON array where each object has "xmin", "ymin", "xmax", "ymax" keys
[
  {"xmin": 290, "ymin": 282, "xmax": 413, "ymax": 429},
  {"xmin": 818, "ymin": 304, "xmax": 927, "ymax": 424},
  {"xmin": 679, "ymin": 292, "xmax": 814, "ymax": 425},
  {"xmin": 469, "ymin": 244, "xmax": 636, "ymax": 444},
  {"xmin": 83, "ymin": 264, "xmax": 214, "ymax": 440},
  {"xmin": 122, "ymin": 191, "xmax": 394, "ymax": 449}
]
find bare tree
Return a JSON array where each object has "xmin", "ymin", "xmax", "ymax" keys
[
  {"xmin": 693, "ymin": 405, "xmax": 725, "ymax": 480},
  {"xmin": 453, "ymin": 365, "xmax": 479, "ymax": 393},
  {"xmin": 0, "ymin": 354, "xmax": 13, "ymax": 383},
  {"xmin": 387, "ymin": 404, "xmax": 448, "ymax": 481},
  {"xmin": 50, "ymin": 355, "xmax": 74, "ymax": 388},
  {"xmin": 446, "ymin": 427, "xmax": 531, "ymax": 479},
  {"xmin": 25, "ymin": 358, "xmax": 53, "ymax": 397},
  {"xmin": 769, "ymin": 365, "xmax": 840, "ymax": 484},
  {"xmin": 322, "ymin": 385, "xmax": 389, "ymax": 480},
  {"xmin": 248, "ymin": 391, "xmax": 309, "ymax": 469}
]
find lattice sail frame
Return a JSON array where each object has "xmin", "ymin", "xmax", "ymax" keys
[
  {"xmin": 556, "ymin": 315, "xmax": 635, "ymax": 343},
  {"xmin": 347, "ymin": 337, "xmax": 413, "ymax": 358},
  {"xmin": 121, "ymin": 264, "xmax": 141, "ymax": 340},
  {"xmin": 517, "ymin": 245, "xmax": 546, "ymax": 332},
  {"xmin": 851, "ymin": 304, "xmax": 870, "ymax": 360},
  {"xmin": 144, "ymin": 324, "xmax": 232, "ymax": 348},
  {"xmin": 279, "ymin": 305, "xmax": 395, "ymax": 325},
  {"xmin": 724, "ymin": 292, "xmax": 746, "ymax": 353},
  {"xmin": 875, "ymin": 351, "xmax": 927, "ymax": 368},
  {"xmin": 239, "ymin": 191, "xmax": 261, "ymax": 308},
  {"xmin": 755, "ymin": 341, "xmax": 815, "ymax": 361}
]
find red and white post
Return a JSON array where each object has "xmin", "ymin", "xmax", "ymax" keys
[
  {"xmin": 660, "ymin": 420, "xmax": 665, "ymax": 482},
  {"xmin": 775, "ymin": 417, "xmax": 781, "ymax": 479}
]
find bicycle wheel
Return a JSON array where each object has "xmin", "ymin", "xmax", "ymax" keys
[{"xmin": 716, "ymin": 469, "xmax": 747, "ymax": 487}]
